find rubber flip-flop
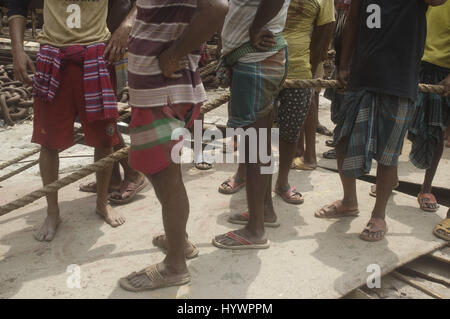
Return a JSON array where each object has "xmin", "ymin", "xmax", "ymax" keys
[
  {"xmin": 218, "ymin": 176, "xmax": 246, "ymax": 194},
  {"xmin": 274, "ymin": 186, "xmax": 304, "ymax": 205},
  {"xmin": 315, "ymin": 201, "xmax": 359, "ymax": 219},
  {"xmin": 109, "ymin": 178, "xmax": 149, "ymax": 205},
  {"xmin": 417, "ymin": 192, "xmax": 440, "ymax": 212},
  {"xmin": 325, "ymin": 139, "xmax": 334, "ymax": 147},
  {"xmin": 228, "ymin": 212, "xmax": 280, "ymax": 228},
  {"xmin": 433, "ymin": 218, "xmax": 450, "ymax": 241},
  {"xmin": 291, "ymin": 157, "xmax": 316, "ymax": 170},
  {"xmin": 152, "ymin": 234, "xmax": 199, "ymax": 259},
  {"xmin": 322, "ymin": 149, "xmax": 336, "ymax": 159},
  {"xmin": 316, "ymin": 125, "xmax": 333, "ymax": 136},
  {"xmin": 193, "ymin": 153, "xmax": 213, "ymax": 170},
  {"xmin": 119, "ymin": 264, "xmax": 190, "ymax": 292},
  {"xmin": 80, "ymin": 182, "xmax": 120, "ymax": 194},
  {"xmin": 359, "ymin": 219, "xmax": 388, "ymax": 242},
  {"xmin": 212, "ymin": 231, "xmax": 270, "ymax": 250}
]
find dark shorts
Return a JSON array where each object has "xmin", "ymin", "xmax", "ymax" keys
[
  {"xmin": 277, "ymin": 88, "xmax": 312, "ymax": 143},
  {"xmin": 407, "ymin": 61, "xmax": 450, "ymax": 169},
  {"xmin": 334, "ymin": 90, "xmax": 417, "ymax": 178},
  {"xmin": 129, "ymin": 104, "xmax": 201, "ymax": 175},
  {"xmin": 227, "ymin": 49, "xmax": 288, "ymax": 128},
  {"xmin": 32, "ymin": 62, "xmax": 118, "ymax": 150}
]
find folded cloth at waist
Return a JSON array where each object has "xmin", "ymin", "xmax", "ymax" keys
[{"xmin": 33, "ymin": 43, "xmax": 118, "ymax": 122}]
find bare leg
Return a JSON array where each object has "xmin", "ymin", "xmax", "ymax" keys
[
  {"xmin": 94, "ymin": 146, "xmax": 125, "ymax": 227},
  {"xmin": 147, "ymin": 163, "xmax": 190, "ymax": 277},
  {"xmin": 295, "ymin": 129, "xmax": 305, "ymax": 158},
  {"xmin": 116, "ymin": 132, "xmax": 142, "ymax": 183},
  {"xmin": 422, "ymin": 131, "xmax": 444, "ymax": 195},
  {"xmin": 34, "ymin": 146, "xmax": 61, "ymax": 242},
  {"xmin": 215, "ymin": 114, "xmax": 273, "ymax": 246},
  {"xmin": 302, "ymin": 92, "xmax": 318, "ymax": 167}
]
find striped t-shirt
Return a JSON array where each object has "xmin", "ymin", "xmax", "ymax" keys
[{"xmin": 128, "ymin": 0, "xmax": 207, "ymax": 108}]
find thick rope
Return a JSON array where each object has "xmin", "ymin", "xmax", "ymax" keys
[
  {"xmin": 0, "ymin": 77, "xmax": 444, "ymax": 216},
  {"xmin": 0, "ymin": 147, "xmax": 130, "ymax": 216},
  {"xmin": 0, "ymin": 103, "xmax": 131, "ymax": 171},
  {"xmin": 199, "ymin": 60, "xmax": 219, "ymax": 78},
  {"xmin": 0, "ymin": 111, "xmax": 132, "ymax": 182},
  {"xmin": 200, "ymin": 92, "xmax": 230, "ymax": 114},
  {"xmin": 283, "ymin": 79, "xmax": 446, "ymax": 95}
]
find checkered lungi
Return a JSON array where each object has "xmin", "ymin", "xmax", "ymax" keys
[
  {"xmin": 334, "ymin": 90, "xmax": 417, "ymax": 177},
  {"xmin": 408, "ymin": 61, "xmax": 450, "ymax": 169}
]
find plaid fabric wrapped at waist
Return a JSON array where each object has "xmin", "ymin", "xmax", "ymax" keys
[{"xmin": 33, "ymin": 43, "xmax": 118, "ymax": 122}]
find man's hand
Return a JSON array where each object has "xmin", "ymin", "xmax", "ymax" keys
[
  {"xmin": 104, "ymin": 24, "xmax": 132, "ymax": 64},
  {"xmin": 12, "ymin": 50, "xmax": 35, "ymax": 85},
  {"xmin": 439, "ymin": 74, "xmax": 450, "ymax": 97},
  {"xmin": 337, "ymin": 68, "xmax": 350, "ymax": 93},
  {"xmin": 159, "ymin": 48, "xmax": 189, "ymax": 79},
  {"xmin": 249, "ymin": 28, "xmax": 277, "ymax": 52}
]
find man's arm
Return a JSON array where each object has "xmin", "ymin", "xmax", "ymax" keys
[
  {"xmin": 8, "ymin": 0, "xmax": 35, "ymax": 85},
  {"xmin": 310, "ymin": 22, "xmax": 335, "ymax": 77},
  {"xmin": 249, "ymin": 0, "xmax": 286, "ymax": 51},
  {"xmin": 337, "ymin": 0, "xmax": 361, "ymax": 88},
  {"xmin": 104, "ymin": 1, "xmax": 137, "ymax": 63},
  {"xmin": 424, "ymin": 0, "xmax": 447, "ymax": 6},
  {"xmin": 439, "ymin": 74, "xmax": 450, "ymax": 97},
  {"xmin": 159, "ymin": 0, "xmax": 228, "ymax": 78}
]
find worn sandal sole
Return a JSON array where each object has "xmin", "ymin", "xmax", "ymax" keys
[
  {"xmin": 314, "ymin": 209, "xmax": 359, "ymax": 219},
  {"xmin": 152, "ymin": 235, "xmax": 200, "ymax": 259},
  {"xmin": 212, "ymin": 238, "xmax": 270, "ymax": 250},
  {"xmin": 274, "ymin": 189, "xmax": 304, "ymax": 205},
  {"xmin": 359, "ymin": 231, "xmax": 387, "ymax": 242},
  {"xmin": 218, "ymin": 182, "xmax": 246, "ymax": 194},
  {"xmin": 119, "ymin": 276, "xmax": 190, "ymax": 292},
  {"xmin": 227, "ymin": 216, "xmax": 280, "ymax": 228},
  {"xmin": 433, "ymin": 228, "xmax": 450, "ymax": 241},
  {"xmin": 109, "ymin": 179, "xmax": 149, "ymax": 205}
]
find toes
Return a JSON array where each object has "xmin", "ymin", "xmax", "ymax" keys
[{"xmin": 34, "ymin": 232, "xmax": 45, "ymax": 242}]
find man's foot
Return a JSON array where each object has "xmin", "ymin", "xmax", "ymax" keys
[
  {"xmin": 109, "ymin": 176, "xmax": 149, "ymax": 205},
  {"xmin": 323, "ymin": 149, "xmax": 337, "ymax": 159},
  {"xmin": 218, "ymin": 175, "xmax": 246, "ymax": 194},
  {"xmin": 228, "ymin": 212, "xmax": 280, "ymax": 228},
  {"xmin": 360, "ymin": 218, "xmax": 387, "ymax": 242},
  {"xmin": 433, "ymin": 218, "xmax": 450, "ymax": 241},
  {"xmin": 193, "ymin": 153, "xmax": 213, "ymax": 170},
  {"xmin": 315, "ymin": 200, "xmax": 359, "ymax": 218},
  {"xmin": 316, "ymin": 124, "xmax": 333, "ymax": 136},
  {"xmin": 152, "ymin": 234, "xmax": 199, "ymax": 259},
  {"xmin": 119, "ymin": 262, "xmax": 190, "ymax": 292},
  {"xmin": 417, "ymin": 192, "xmax": 440, "ymax": 212},
  {"xmin": 274, "ymin": 184, "xmax": 304, "ymax": 205},
  {"xmin": 291, "ymin": 157, "xmax": 317, "ymax": 170},
  {"xmin": 34, "ymin": 214, "xmax": 61, "ymax": 242},
  {"xmin": 96, "ymin": 205, "xmax": 125, "ymax": 227},
  {"xmin": 212, "ymin": 229, "xmax": 269, "ymax": 250},
  {"xmin": 369, "ymin": 182, "xmax": 399, "ymax": 198},
  {"xmin": 79, "ymin": 181, "xmax": 120, "ymax": 194}
]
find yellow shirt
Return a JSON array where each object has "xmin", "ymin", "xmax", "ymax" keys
[
  {"xmin": 36, "ymin": 0, "xmax": 111, "ymax": 47},
  {"xmin": 422, "ymin": 1, "xmax": 450, "ymax": 69},
  {"xmin": 283, "ymin": 0, "xmax": 335, "ymax": 80}
]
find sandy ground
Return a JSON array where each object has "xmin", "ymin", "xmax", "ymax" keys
[{"xmin": 0, "ymin": 94, "xmax": 448, "ymax": 299}]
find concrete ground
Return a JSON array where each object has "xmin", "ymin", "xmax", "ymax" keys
[{"xmin": 0, "ymin": 93, "xmax": 448, "ymax": 299}]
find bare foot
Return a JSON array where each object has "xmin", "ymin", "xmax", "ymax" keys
[
  {"xmin": 34, "ymin": 213, "xmax": 61, "ymax": 242},
  {"xmin": 96, "ymin": 204, "xmax": 125, "ymax": 227}
]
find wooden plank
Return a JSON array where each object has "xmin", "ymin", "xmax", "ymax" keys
[
  {"xmin": 429, "ymin": 247, "xmax": 450, "ymax": 264},
  {"xmin": 401, "ymin": 256, "xmax": 450, "ymax": 286},
  {"xmin": 392, "ymin": 271, "xmax": 444, "ymax": 299}
]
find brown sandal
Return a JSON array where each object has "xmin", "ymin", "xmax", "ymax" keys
[
  {"xmin": 109, "ymin": 178, "xmax": 149, "ymax": 205},
  {"xmin": 152, "ymin": 234, "xmax": 199, "ymax": 259},
  {"xmin": 417, "ymin": 192, "xmax": 440, "ymax": 212},
  {"xmin": 315, "ymin": 201, "xmax": 359, "ymax": 219},
  {"xmin": 360, "ymin": 219, "xmax": 388, "ymax": 242},
  {"xmin": 274, "ymin": 186, "xmax": 304, "ymax": 205},
  {"xmin": 218, "ymin": 176, "xmax": 246, "ymax": 194}
]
